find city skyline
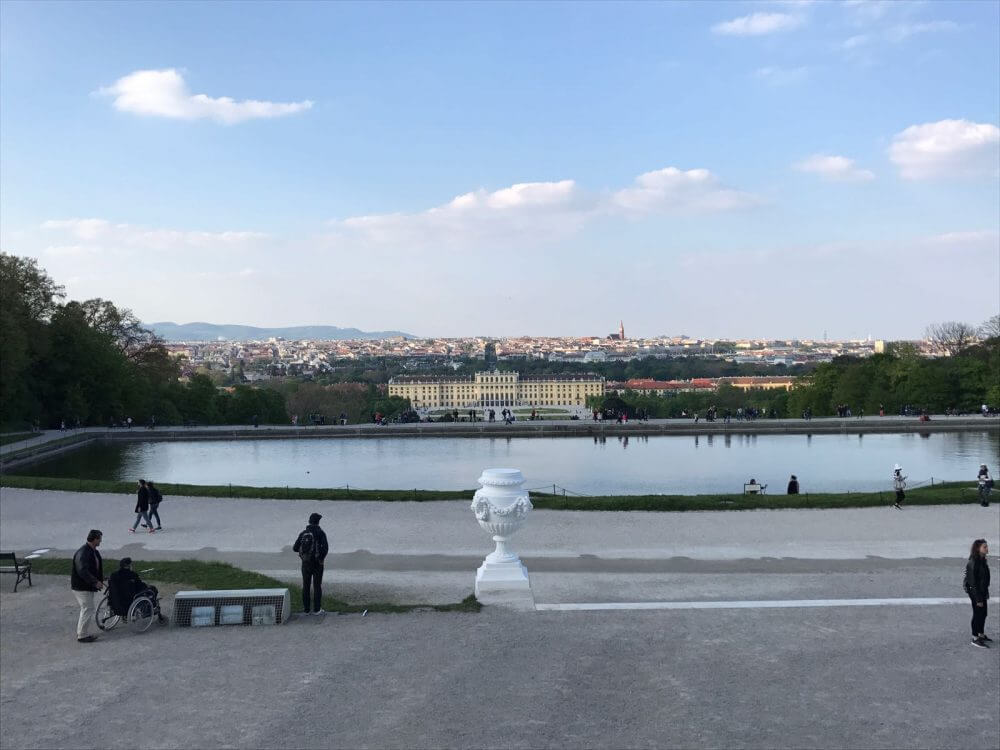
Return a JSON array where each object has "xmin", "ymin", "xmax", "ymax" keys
[{"xmin": 1, "ymin": 1, "xmax": 998, "ymax": 340}]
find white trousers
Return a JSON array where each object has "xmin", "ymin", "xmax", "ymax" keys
[{"xmin": 72, "ymin": 590, "xmax": 95, "ymax": 639}]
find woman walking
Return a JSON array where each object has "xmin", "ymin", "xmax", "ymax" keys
[{"xmin": 965, "ymin": 539, "xmax": 991, "ymax": 648}]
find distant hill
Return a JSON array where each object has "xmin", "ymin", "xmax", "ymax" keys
[{"xmin": 147, "ymin": 322, "xmax": 415, "ymax": 342}]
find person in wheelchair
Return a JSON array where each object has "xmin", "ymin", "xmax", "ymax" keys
[{"xmin": 107, "ymin": 558, "xmax": 158, "ymax": 617}]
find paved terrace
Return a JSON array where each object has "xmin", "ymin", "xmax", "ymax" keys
[{"xmin": 1, "ymin": 489, "xmax": 998, "ymax": 749}]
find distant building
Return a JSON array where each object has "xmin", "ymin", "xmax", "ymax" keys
[
  {"xmin": 583, "ymin": 350, "xmax": 607, "ymax": 362},
  {"xmin": 621, "ymin": 376, "xmax": 797, "ymax": 395},
  {"xmin": 389, "ymin": 371, "xmax": 605, "ymax": 409}
]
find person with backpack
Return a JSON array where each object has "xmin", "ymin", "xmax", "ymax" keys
[
  {"xmin": 146, "ymin": 481, "xmax": 163, "ymax": 530},
  {"xmin": 977, "ymin": 464, "xmax": 992, "ymax": 507},
  {"xmin": 965, "ymin": 539, "xmax": 991, "ymax": 648},
  {"xmin": 892, "ymin": 464, "xmax": 906, "ymax": 510},
  {"xmin": 130, "ymin": 479, "xmax": 154, "ymax": 533},
  {"xmin": 292, "ymin": 512, "xmax": 329, "ymax": 615}
]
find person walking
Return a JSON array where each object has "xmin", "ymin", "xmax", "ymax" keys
[
  {"xmin": 292, "ymin": 512, "xmax": 329, "ymax": 615},
  {"xmin": 892, "ymin": 464, "xmax": 906, "ymax": 509},
  {"xmin": 977, "ymin": 464, "xmax": 992, "ymax": 507},
  {"xmin": 147, "ymin": 481, "xmax": 163, "ymax": 530},
  {"xmin": 787, "ymin": 475, "xmax": 800, "ymax": 494},
  {"xmin": 71, "ymin": 530, "xmax": 104, "ymax": 643},
  {"xmin": 965, "ymin": 539, "xmax": 991, "ymax": 648},
  {"xmin": 130, "ymin": 479, "xmax": 154, "ymax": 533}
]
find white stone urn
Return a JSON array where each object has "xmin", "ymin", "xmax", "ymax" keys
[{"xmin": 471, "ymin": 468, "xmax": 532, "ymax": 595}]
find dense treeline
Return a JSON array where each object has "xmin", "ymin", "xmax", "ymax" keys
[
  {"xmin": 0, "ymin": 254, "xmax": 287, "ymax": 429},
  {"xmin": 591, "ymin": 383, "xmax": 790, "ymax": 419},
  {"xmin": 596, "ymin": 342, "xmax": 999, "ymax": 419},
  {"xmin": 786, "ymin": 343, "xmax": 999, "ymax": 417}
]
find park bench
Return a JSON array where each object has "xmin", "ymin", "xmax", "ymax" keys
[
  {"xmin": 743, "ymin": 483, "xmax": 767, "ymax": 496},
  {"xmin": 0, "ymin": 551, "xmax": 33, "ymax": 592}
]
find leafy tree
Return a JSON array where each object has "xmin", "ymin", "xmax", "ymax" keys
[{"xmin": 0, "ymin": 253, "xmax": 64, "ymax": 426}]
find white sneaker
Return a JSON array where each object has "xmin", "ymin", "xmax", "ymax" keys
[{"xmin": 313, "ymin": 609, "xmax": 326, "ymax": 615}]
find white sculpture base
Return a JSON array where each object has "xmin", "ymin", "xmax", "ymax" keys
[{"xmin": 475, "ymin": 558, "xmax": 530, "ymax": 591}]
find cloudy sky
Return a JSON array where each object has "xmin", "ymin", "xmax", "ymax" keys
[{"xmin": 1, "ymin": 0, "xmax": 997, "ymax": 339}]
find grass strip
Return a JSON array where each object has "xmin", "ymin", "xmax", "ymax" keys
[
  {"xmin": 0, "ymin": 475, "xmax": 979, "ymax": 510},
  {"xmin": 0, "ymin": 433, "xmax": 35, "ymax": 447},
  {"xmin": 0, "ymin": 474, "xmax": 472, "ymax": 501},
  {"xmin": 27, "ymin": 557, "xmax": 481, "ymax": 615},
  {"xmin": 529, "ymin": 481, "xmax": 974, "ymax": 510}
]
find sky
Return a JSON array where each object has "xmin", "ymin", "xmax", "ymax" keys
[{"xmin": 1, "ymin": 0, "xmax": 998, "ymax": 340}]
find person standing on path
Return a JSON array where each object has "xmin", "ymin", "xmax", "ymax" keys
[
  {"xmin": 292, "ymin": 512, "xmax": 329, "ymax": 615},
  {"xmin": 892, "ymin": 464, "xmax": 907, "ymax": 509},
  {"xmin": 977, "ymin": 464, "xmax": 992, "ymax": 507},
  {"xmin": 131, "ymin": 479, "xmax": 154, "ymax": 533},
  {"xmin": 146, "ymin": 481, "xmax": 163, "ymax": 530},
  {"xmin": 965, "ymin": 539, "xmax": 991, "ymax": 648},
  {"xmin": 71, "ymin": 530, "xmax": 104, "ymax": 643}
]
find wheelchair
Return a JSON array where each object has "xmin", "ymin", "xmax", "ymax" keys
[{"xmin": 95, "ymin": 581, "xmax": 166, "ymax": 634}]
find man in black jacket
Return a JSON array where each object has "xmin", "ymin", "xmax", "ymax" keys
[
  {"xmin": 71, "ymin": 530, "xmax": 104, "ymax": 642},
  {"xmin": 107, "ymin": 558, "xmax": 158, "ymax": 617},
  {"xmin": 131, "ymin": 479, "xmax": 154, "ymax": 533},
  {"xmin": 292, "ymin": 513, "xmax": 329, "ymax": 615}
]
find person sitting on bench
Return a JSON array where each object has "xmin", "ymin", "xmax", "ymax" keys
[
  {"xmin": 746, "ymin": 478, "xmax": 762, "ymax": 495},
  {"xmin": 107, "ymin": 558, "xmax": 157, "ymax": 617}
]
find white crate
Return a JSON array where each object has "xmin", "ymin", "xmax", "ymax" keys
[{"xmin": 172, "ymin": 588, "xmax": 291, "ymax": 627}]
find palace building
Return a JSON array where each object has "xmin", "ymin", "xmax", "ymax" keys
[{"xmin": 388, "ymin": 371, "xmax": 606, "ymax": 409}]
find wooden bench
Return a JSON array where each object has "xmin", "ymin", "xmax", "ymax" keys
[
  {"xmin": 0, "ymin": 552, "xmax": 33, "ymax": 592},
  {"xmin": 743, "ymin": 483, "xmax": 768, "ymax": 495}
]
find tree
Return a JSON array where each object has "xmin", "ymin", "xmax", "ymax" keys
[
  {"xmin": 925, "ymin": 321, "xmax": 977, "ymax": 356},
  {"xmin": 78, "ymin": 298, "xmax": 165, "ymax": 363},
  {"xmin": 0, "ymin": 253, "xmax": 64, "ymax": 425},
  {"xmin": 979, "ymin": 314, "xmax": 1000, "ymax": 340}
]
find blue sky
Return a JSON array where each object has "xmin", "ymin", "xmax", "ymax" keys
[{"xmin": 1, "ymin": 0, "xmax": 998, "ymax": 339}]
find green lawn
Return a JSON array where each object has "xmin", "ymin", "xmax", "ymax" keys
[
  {"xmin": 27, "ymin": 557, "xmax": 481, "ymax": 614},
  {"xmin": 0, "ymin": 432, "xmax": 34, "ymax": 447},
  {"xmin": 1, "ymin": 474, "xmax": 977, "ymax": 511}
]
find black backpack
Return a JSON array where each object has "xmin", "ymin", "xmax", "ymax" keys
[
  {"xmin": 150, "ymin": 487, "xmax": 163, "ymax": 504},
  {"xmin": 298, "ymin": 529, "xmax": 318, "ymax": 562}
]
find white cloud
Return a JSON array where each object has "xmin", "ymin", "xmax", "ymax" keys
[
  {"xmin": 794, "ymin": 154, "xmax": 875, "ymax": 182},
  {"xmin": 42, "ymin": 218, "xmax": 269, "ymax": 250},
  {"xmin": 842, "ymin": 34, "xmax": 870, "ymax": 49},
  {"xmin": 754, "ymin": 66, "xmax": 809, "ymax": 86},
  {"xmin": 889, "ymin": 119, "xmax": 1000, "ymax": 180},
  {"xmin": 844, "ymin": 0, "xmax": 893, "ymax": 24},
  {"xmin": 712, "ymin": 12, "xmax": 803, "ymax": 36},
  {"xmin": 922, "ymin": 230, "xmax": 999, "ymax": 248},
  {"xmin": 41, "ymin": 244, "xmax": 97, "ymax": 257},
  {"xmin": 886, "ymin": 20, "xmax": 958, "ymax": 42},
  {"xmin": 98, "ymin": 69, "xmax": 313, "ymax": 124},
  {"xmin": 41, "ymin": 218, "xmax": 110, "ymax": 240},
  {"xmin": 611, "ymin": 168, "xmax": 760, "ymax": 213},
  {"xmin": 329, "ymin": 168, "xmax": 759, "ymax": 249},
  {"xmin": 334, "ymin": 180, "xmax": 592, "ymax": 248}
]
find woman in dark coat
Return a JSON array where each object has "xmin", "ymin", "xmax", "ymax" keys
[{"xmin": 965, "ymin": 539, "xmax": 991, "ymax": 648}]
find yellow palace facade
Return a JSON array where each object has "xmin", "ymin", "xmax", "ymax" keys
[{"xmin": 388, "ymin": 371, "xmax": 606, "ymax": 409}]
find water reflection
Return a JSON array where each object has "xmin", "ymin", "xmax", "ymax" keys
[{"xmin": 18, "ymin": 431, "xmax": 999, "ymax": 496}]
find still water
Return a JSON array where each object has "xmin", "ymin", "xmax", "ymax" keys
[{"xmin": 16, "ymin": 431, "xmax": 999, "ymax": 495}]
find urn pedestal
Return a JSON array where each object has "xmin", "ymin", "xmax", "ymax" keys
[{"xmin": 470, "ymin": 468, "xmax": 533, "ymax": 600}]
